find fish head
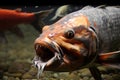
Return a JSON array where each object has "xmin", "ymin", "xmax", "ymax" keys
[{"xmin": 33, "ymin": 13, "xmax": 98, "ymax": 72}]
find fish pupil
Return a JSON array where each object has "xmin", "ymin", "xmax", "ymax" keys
[{"xmin": 64, "ymin": 29, "xmax": 75, "ymax": 39}]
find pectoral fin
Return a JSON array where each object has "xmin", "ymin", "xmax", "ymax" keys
[{"xmin": 98, "ymin": 51, "xmax": 120, "ymax": 69}]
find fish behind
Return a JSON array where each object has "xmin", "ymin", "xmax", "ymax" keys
[
  {"xmin": 33, "ymin": 6, "xmax": 120, "ymax": 80},
  {"xmin": 0, "ymin": 8, "xmax": 52, "ymax": 42},
  {"xmin": 50, "ymin": 5, "xmax": 71, "ymax": 21}
]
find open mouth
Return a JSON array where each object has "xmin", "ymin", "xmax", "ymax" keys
[
  {"xmin": 35, "ymin": 44, "xmax": 55, "ymax": 62},
  {"xmin": 32, "ymin": 41, "xmax": 64, "ymax": 79},
  {"xmin": 34, "ymin": 41, "xmax": 64, "ymax": 63}
]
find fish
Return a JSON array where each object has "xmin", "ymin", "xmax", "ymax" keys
[
  {"xmin": 0, "ymin": 8, "xmax": 53, "ymax": 43},
  {"xmin": 50, "ymin": 5, "xmax": 71, "ymax": 21},
  {"xmin": 33, "ymin": 6, "xmax": 120, "ymax": 80}
]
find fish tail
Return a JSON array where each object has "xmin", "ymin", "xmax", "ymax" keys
[
  {"xmin": 0, "ymin": 32, "xmax": 8, "ymax": 43},
  {"xmin": 98, "ymin": 51, "xmax": 120, "ymax": 69},
  {"xmin": 31, "ymin": 9, "xmax": 53, "ymax": 32}
]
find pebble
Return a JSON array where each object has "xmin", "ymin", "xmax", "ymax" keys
[
  {"xmin": 15, "ymin": 77, "xmax": 20, "ymax": 80},
  {"xmin": 79, "ymin": 69, "xmax": 91, "ymax": 78},
  {"xmin": 7, "ymin": 77, "xmax": 15, "ymax": 80},
  {"xmin": 3, "ymin": 76, "xmax": 8, "ymax": 80},
  {"xmin": 53, "ymin": 73, "xmax": 59, "ymax": 78},
  {"xmin": 102, "ymin": 74, "xmax": 113, "ymax": 80},
  {"xmin": 31, "ymin": 79, "xmax": 37, "ymax": 80},
  {"xmin": 82, "ymin": 76, "xmax": 89, "ymax": 80},
  {"xmin": 89, "ymin": 77, "xmax": 94, "ymax": 80}
]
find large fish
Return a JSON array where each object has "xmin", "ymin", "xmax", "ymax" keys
[
  {"xmin": 0, "ymin": 8, "xmax": 52, "ymax": 43},
  {"xmin": 33, "ymin": 6, "xmax": 120, "ymax": 80}
]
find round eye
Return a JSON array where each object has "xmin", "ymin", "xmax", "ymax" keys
[{"xmin": 64, "ymin": 29, "xmax": 75, "ymax": 39}]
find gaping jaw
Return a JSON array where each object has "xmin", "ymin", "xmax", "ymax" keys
[
  {"xmin": 33, "ymin": 41, "xmax": 64, "ymax": 78},
  {"xmin": 33, "ymin": 40, "xmax": 85, "ymax": 76},
  {"xmin": 33, "ymin": 41, "xmax": 63, "ymax": 68}
]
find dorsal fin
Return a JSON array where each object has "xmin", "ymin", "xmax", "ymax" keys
[
  {"xmin": 31, "ymin": 9, "xmax": 54, "ymax": 32},
  {"xmin": 96, "ymin": 5, "xmax": 106, "ymax": 9},
  {"xmin": 81, "ymin": 5, "xmax": 94, "ymax": 10}
]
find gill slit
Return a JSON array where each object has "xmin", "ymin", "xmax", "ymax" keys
[
  {"xmin": 89, "ymin": 26, "xmax": 100, "ymax": 64},
  {"xmin": 83, "ymin": 26, "xmax": 100, "ymax": 67}
]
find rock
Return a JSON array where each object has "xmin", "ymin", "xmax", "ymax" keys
[
  {"xmin": 32, "ymin": 79, "xmax": 37, "ymax": 80},
  {"xmin": 7, "ymin": 77, "xmax": 15, "ymax": 80},
  {"xmin": 15, "ymin": 77, "xmax": 20, "ymax": 80},
  {"xmin": 89, "ymin": 77, "xmax": 94, "ymax": 80},
  {"xmin": 82, "ymin": 76, "xmax": 89, "ymax": 80},
  {"xmin": 102, "ymin": 74, "xmax": 113, "ymax": 80},
  {"xmin": 68, "ymin": 72, "xmax": 80, "ymax": 80},
  {"xmin": 79, "ymin": 68, "xmax": 91, "ymax": 78},
  {"xmin": 98, "ymin": 66, "xmax": 108, "ymax": 74},
  {"xmin": 53, "ymin": 73, "xmax": 59, "ymax": 78}
]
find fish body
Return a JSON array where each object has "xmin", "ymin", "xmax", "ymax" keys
[
  {"xmin": 78, "ymin": 6, "xmax": 120, "ymax": 53},
  {"xmin": 0, "ymin": 8, "xmax": 52, "ymax": 42},
  {"xmin": 33, "ymin": 6, "xmax": 120, "ymax": 80}
]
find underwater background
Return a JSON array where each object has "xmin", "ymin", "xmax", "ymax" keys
[{"xmin": 0, "ymin": 5, "xmax": 120, "ymax": 80}]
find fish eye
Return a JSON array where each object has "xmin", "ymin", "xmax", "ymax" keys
[{"xmin": 64, "ymin": 29, "xmax": 75, "ymax": 39}]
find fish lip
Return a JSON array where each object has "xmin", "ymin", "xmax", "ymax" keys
[{"xmin": 33, "ymin": 41, "xmax": 64, "ymax": 68}]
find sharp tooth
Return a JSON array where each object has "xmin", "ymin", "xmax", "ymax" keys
[
  {"xmin": 35, "ymin": 45, "xmax": 39, "ymax": 50},
  {"xmin": 35, "ymin": 44, "xmax": 41, "ymax": 50}
]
